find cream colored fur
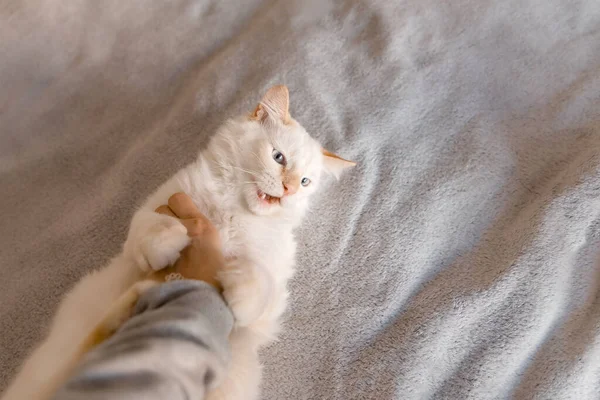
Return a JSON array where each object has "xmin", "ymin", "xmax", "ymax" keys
[{"xmin": 2, "ymin": 86, "xmax": 353, "ymax": 400}]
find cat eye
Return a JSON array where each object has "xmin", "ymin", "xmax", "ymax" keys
[
  {"xmin": 301, "ymin": 177, "xmax": 311, "ymax": 186},
  {"xmin": 272, "ymin": 149, "xmax": 286, "ymax": 166}
]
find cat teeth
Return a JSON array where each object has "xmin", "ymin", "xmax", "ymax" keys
[{"xmin": 258, "ymin": 189, "xmax": 280, "ymax": 204}]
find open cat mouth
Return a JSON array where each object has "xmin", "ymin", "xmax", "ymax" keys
[{"xmin": 257, "ymin": 188, "xmax": 281, "ymax": 205}]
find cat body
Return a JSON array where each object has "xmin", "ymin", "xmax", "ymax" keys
[{"xmin": 2, "ymin": 86, "xmax": 353, "ymax": 400}]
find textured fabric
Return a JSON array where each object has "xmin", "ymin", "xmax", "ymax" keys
[
  {"xmin": 1, "ymin": 0, "xmax": 600, "ymax": 399},
  {"xmin": 54, "ymin": 280, "xmax": 233, "ymax": 400}
]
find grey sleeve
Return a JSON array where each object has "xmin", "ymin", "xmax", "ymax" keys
[{"xmin": 53, "ymin": 280, "xmax": 233, "ymax": 400}]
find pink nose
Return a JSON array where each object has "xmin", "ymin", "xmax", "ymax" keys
[{"xmin": 283, "ymin": 182, "xmax": 297, "ymax": 196}]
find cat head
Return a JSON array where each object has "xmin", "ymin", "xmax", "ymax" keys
[{"xmin": 210, "ymin": 85, "xmax": 355, "ymax": 220}]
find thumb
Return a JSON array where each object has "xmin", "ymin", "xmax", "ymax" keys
[{"xmin": 179, "ymin": 217, "xmax": 214, "ymax": 237}]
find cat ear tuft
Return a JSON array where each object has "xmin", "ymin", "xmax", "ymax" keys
[
  {"xmin": 322, "ymin": 149, "xmax": 356, "ymax": 179},
  {"xmin": 252, "ymin": 85, "xmax": 291, "ymax": 124}
]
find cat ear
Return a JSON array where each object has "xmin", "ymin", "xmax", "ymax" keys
[
  {"xmin": 252, "ymin": 85, "xmax": 291, "ymax": 124},
  {"xmin": 322, "ymin": 149, "xmax": 356, "ymax": 179}
]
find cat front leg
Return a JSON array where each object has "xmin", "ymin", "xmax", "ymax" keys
[
  {"xmin": 124, "ymin": 210, "xmax": 190, "ymax": 272},
  {"xmin": 219, "ymin": 258, "xmax": 273, "ymax": 327}
]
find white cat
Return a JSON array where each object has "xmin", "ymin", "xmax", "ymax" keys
[{"xmin": 2, "ymin": 85, "xmax": 354, "ymax": 400}]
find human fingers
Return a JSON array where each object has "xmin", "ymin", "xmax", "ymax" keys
[
  {"xmin": 154, "ymin": 205, "xmax": 177, "ymax": 217},
  {"xmin": 167, "ymin": 192, "xmax": 202, "ymax": 219}
]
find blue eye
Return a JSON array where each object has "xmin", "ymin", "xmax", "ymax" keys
[
  {"xmin": 272, "ymin": 149, "xmax": 286, "ymax": 166},
  {"xmin": 301, "ymin": 177, "xmax": 311, "ymax": 186}
]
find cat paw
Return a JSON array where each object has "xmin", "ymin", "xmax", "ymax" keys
[
  {"xmin": 224, "ymin": 284, "xmax": 267, "ymax": 327},
  {"xmin": 125, "ymin": 212, "xmax": 190, "ymax": 272},
  {"xmin": 220, "ymin": 264, "xmax": 271, "ymax": 327}
]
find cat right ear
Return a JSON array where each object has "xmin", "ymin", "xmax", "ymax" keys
[{"xmin": 251, "ymin": 85, "xmax": 291, "ymax": 124}]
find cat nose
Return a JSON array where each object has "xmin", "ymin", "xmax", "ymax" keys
[{"xmin": 282, "ymin": 182, "xmax": 298, "ymax": 196}]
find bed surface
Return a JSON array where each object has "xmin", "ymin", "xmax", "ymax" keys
[{"xmin": 2, "ymin": 0, "xmax": 600, "ymax": 398}]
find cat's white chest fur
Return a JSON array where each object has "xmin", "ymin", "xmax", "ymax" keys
[
  {"xmin": 177, "ymin": 165, "xmax": 296, "ymax": 272},
  {"xmin": 136, "ymin": 162, "xmax": 297, "ymax": 333},
  {"xmin": 218, "ymin": 214, "xmax": 295, "ymax": 269}
]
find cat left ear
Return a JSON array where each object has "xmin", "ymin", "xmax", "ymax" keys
[
  {"xmin": 322, "ymin": 149, "xmax": 356, "ymax": 179},
  {"xmin": 252, "ymin": 85, "xmax": 291, "ymax": 124}
]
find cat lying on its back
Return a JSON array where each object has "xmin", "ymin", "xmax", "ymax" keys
[{"xmin": 2, "ymin": 85, "xmax": 354, "ymax": 400}]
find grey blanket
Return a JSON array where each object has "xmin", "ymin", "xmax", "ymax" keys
[{"xmin": 2, "ymin": 0, "xmax": 600, "ymax": 399}]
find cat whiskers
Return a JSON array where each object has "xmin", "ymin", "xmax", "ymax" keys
[
  {"xmin": 214, "ymin": 162, "xmax": 258, "ymax": 177},
  {"xmin": 231, "ymin": 166, "xmax": 259, "ymax": 175},
  {"xmin": 250, "ymin": 151, "xmax": 269, "ymax": 171},
  {"xmin": 212, "ymin": 161, "xmax": 265, "ymax": 189}
]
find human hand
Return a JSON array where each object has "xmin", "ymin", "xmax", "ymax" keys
[{"xmin": 152, "ymin": 192, "xmax": 224, "ymax": 292}]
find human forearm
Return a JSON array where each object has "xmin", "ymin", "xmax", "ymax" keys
[{"xmin": 53, "ymin": 280, "xmax": 233, "ymax": 400}]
